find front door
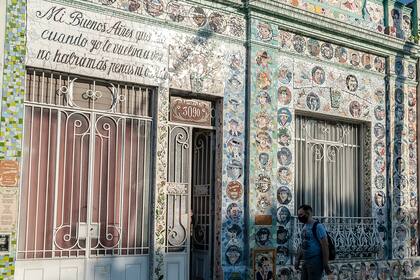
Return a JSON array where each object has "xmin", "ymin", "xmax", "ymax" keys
[
  {"xmin": 190, "ymin": 129, "xmax": 215, "ymax": 280},
  {"xmin": 165, "ymin": 96, "xmax": 216, "ymax": 280}
]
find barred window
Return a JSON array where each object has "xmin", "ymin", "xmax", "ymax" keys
[
  {"xmin": 18, "ymin": 69, "xmax": 154, "ymax": 259},
  {"xmin": 295, "ymin": 115, "xmax": 366, "ymax": 217}
]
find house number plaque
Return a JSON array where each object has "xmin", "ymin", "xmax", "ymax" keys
[{"xmin": 170, "ymin": 97, "xmax": 212, "ymax": 126}]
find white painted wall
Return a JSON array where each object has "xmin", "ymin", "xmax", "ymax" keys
[{"xmin": 15, "ymin": 256, "xmax": 149, "ymax": 280}]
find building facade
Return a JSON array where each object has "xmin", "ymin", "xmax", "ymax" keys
[{"xmin": 0, "ymin": 0, "xmax": 419, "ymax": 279}]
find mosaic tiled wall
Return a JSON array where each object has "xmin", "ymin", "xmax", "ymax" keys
[
  {"xmin": 0, "ymin": 0, "xmax": 26, "ymax": 278},
  {"xmin": 84, "ymin": 0, "xmax": 414, "ymax": 44},
  {"xmin": 252, "ymin": 19, "xmax": 386, "ymax": 74},
  {"xmin": 250, "ymin": 18, "xmax": 393, "ymax": 278},
  {"xmin": 1, "ymin": 0, "xmax": 419, "ymax": 279},
  {"xmin": 79, "ymin": 0, "xmax": 414, "ymax": 44}
]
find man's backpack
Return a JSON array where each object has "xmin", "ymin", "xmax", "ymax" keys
[{"xmin": 312, "ymin": 221, "xmax": 336, "ymax": 260}]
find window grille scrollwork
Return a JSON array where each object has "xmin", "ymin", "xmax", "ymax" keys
[{"xmin": 291, "ymin": 217, "xmax": 382, "ymax": 260}]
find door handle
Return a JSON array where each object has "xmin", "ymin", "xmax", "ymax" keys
[{"xmin": 90, "ymin": 223, "xmax": 99, "ymax": 238}]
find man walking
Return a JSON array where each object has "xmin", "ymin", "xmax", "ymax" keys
[{"xmin": 294, "ymin": 205, "xmax": 333, "ymax": 280}]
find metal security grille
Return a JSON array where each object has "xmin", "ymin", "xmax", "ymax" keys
[
  {"xmin": 166, "ymin": 125, "xmax": 192, "ymax": 253},
  {"xmin": 18, "ymin": 69, "xmax": 154, "ymax": 259},
  {"xmin": 295, "ymin": 115, "xmax": 363, "ymax": 217},
  {"xmin": 191, "ymin": 130, "xmax": 214, "ymax": 280},
  {"xmin": 191, "ymin": 131, "xmax": 213, "ymax": 251},
  {"xmin": 291, "ymin": 217, "xmax": 381, "ymax": 259}
]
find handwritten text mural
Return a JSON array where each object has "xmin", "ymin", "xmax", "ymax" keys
[{"xmin": 27, "ymin": 0, "xmax": 168, "ymax": 84}]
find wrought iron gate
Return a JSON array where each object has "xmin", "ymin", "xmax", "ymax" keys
[
  {"xmin": 166, "ymin": 125, "xmax": 192, "ymax": 254},
  {"xmin": 18, "ymin": 69, "xmax": 153, "ymax": 262},
  {"xmin": 165, "ymin": 124, "xmax": 215, "ymax": 280},
  {"xmin": 191, "ymin": 130, "xmax": 214, "ymax": 280}
]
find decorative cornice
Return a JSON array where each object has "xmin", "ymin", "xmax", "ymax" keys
[
  {"xmin": 50, "ymin": 0, "xmax": 247, "ymax": 45},
  {"xmin": 188, "ymin": 0, "xmax": 244, "ymax": 9},
  {"xmin": 249, "ymin": 0, "xmax": 420, "ymax": 58}
]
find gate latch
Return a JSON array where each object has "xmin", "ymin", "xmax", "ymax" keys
[
  {"xmin": 78, "ymin": 222, "xmax": 100, "ymax": 239},
  {"xmin": 90, "ymin": 223, "xmax": 99, "ymax": 238}
]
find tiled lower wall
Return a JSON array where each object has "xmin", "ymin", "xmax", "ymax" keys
[
  {"xmin": 276, "ymin": 259, "xmax": 420, "ymax": 279},
  {"xmin": 1, "ymin": 0, "xmax": 25, "ymax": 158},
  {"xmin": 0, "ymin": 234, "xmax": 17, "ymax": 280},
  {"xmin": 0, "ymin": 0, "xmax": 26, "ymax": 278}
]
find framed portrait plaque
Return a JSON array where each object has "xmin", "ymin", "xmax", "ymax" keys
[{"xmin": 253, "ymin": 248, "xmax": 276, "ymax": 280}]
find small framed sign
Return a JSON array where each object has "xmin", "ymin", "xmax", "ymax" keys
[
  {"xmin": 254, "ymin": 248, "xmax": 276, "ymax": 280},
  {"xmin": 170, "ymin": 97, "xmax": 212, "ymax": 126},
  {"xmin": 0, "ymin": 160, "xmax": 19, "ymax": 187},
  {"xmin": 0, "ymin": 188, "xmax": 18, "ymax": 232},
  {"xmin": 0, "ymin": 234, "xmax": 10, "ymax": 253},
  {"xmin": 255, "ymin": 215, "xmax": 272, "ymax": 225}
]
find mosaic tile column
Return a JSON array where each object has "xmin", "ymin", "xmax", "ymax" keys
[
  {"xmin": 248, "ymin": 45, "xmax": 279, "ymax": 279},
  {"xmin": 406, "ymin": 83, "xmax": 418, "ymax": 259},
  {"xmin": 222, "ymin": 50, "xmax": 247, "ymax": 280},
  {"xmin": 0, "ymin": 0, "xmax": 26, "ymax": 159},
  {"xmin": 153, "ymin": 86, "xmax": 169, "ymax": 280},
  {"xmin": 371, "ymin": 81, "xmax": 387, "ymax": 259},
  {"xmin": 390, "ymin": 78, "xmax": 410, "ymax": 259},
  {"xmin": 0, "ymin": 0, "xmax": 6, "ymax": 108},
  {"xmin": 214, "ymin": 97, "xmax": 224, "ymax": 280},
  {"xmin": 388, "ymin": 56, "xmax": 418, "ymax": 263},
  {"xmin": 275, "ymin": 54, "xmax": 295, "ymax": 276},
  {"xmin": 0, "ymin": 0, "xmax": 26, "ymax": 278}
]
